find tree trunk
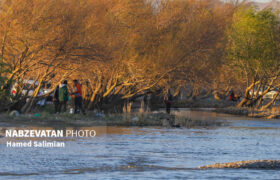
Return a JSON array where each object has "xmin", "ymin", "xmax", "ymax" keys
[
  {"xmin": 87, "ymin": 79, "xmax": 102, "ymax": 110},
  {"xmin": 255, "ymin": 98, "xmax": 263, "ymax": 109},
  {"xmin": 213, "ymin": 90, "xmax": 222, "ymax": 100},
  {"xmin": 199, "ymin": 89, "xmax": 212, "ymax": 99},
  {"xmin": 237, "ymin": 82, "xmax": 258, "ymax": 107},
  {"xmin": 21, "ymin": 79, "xmax": 43, "ymax": 113}
]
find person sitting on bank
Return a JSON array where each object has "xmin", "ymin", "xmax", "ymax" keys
[
  {"xmin": 58, "ymin": 80, "xmax": 69, "ymax": 113},
  {"xmin": 72, "ymin": 79, "xmax": 86, "ymax": 115}
]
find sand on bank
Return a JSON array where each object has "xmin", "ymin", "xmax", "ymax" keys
[{"xmin": 199, "ymin": 160, "xmax": 280, "ymax": 169}]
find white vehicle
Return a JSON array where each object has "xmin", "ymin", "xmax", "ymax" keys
[
  {"xmin": 249, "ymin": 88, "xmax": 279, "ymax": 99},
  {"xmin": 262, "ymin": 90, "xmax": 279, "ymax": 99},
  {"xmin": 11, "ymin": 79, "xmax": 52, "ymax": 106}
]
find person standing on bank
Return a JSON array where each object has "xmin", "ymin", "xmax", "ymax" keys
[
  {"xmin": 164, "ymin": 90, "xmax": 173, "ymax": 114},
  {"xmin": 58, "ymin": 80, "xmax": 69, "ymax": 113},
  {"xmin": 72, "ymin": 80, "xmax": 86, "ymax": 115},
  {"xmin": 53, "ymin": 85, "xmax": 60, "ymax": 113}
]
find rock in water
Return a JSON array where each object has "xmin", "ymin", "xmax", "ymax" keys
[{"xmin": 199, "ymin": 160, "xmax": 280, "ymax": 169}]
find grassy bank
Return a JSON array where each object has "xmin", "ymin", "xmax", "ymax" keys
[{"xmin": 0, "ymin": 112, "xmax": 223, "ymax": 128}]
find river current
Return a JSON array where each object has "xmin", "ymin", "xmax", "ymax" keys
[{"xmin": 0, "ymin": 109, "xmax": 280, "ymax": 179}]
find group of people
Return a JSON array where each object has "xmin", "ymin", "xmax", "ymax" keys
[{"xmin": 53, "ymin": 79, "xmax": 85, "ymax": 114}]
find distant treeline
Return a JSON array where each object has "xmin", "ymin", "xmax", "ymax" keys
[{"xmin": 0, "ymin": 0, "xmax": 279, "ymax": 112}]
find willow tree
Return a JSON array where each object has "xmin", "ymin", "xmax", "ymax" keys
[
  {"xmin": 0, "ymin": 55, "xmax": 11, "ymax": 110},
  {"xmin": 0, "ymin": 0, "xmax": 95, "ymax": 112},
  {"xmin": 226, "ymin": 7, "xmax": 280, "ymax": 107},
  {"xmin": 153, "ymin": 0, "xmax": 235, "ymax": 98},
  {"xmin": 72, "ymin": 0, "xmax": 236, "ymax": 111}
]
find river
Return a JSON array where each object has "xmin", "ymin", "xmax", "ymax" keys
[{"xmin": 0, "ymin": 109, "xmax": 280, "ymax": 179}]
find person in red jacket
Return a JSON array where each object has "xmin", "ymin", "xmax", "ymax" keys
[
  {"xmin": 72, "ymin": 80, "xmax": 86, "ymax": 115},
  {"xmin": 229, "ymin": 91, "xmax": 236, "ymax": 101}
]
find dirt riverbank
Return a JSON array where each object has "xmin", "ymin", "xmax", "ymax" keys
[{"xmin": 0, "ymin": 112, "xmax": 223, "ymax": 128}]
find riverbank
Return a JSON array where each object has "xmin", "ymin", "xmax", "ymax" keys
[
  {"xmin": 169, "ymin": 95, "xmax": 280, "ymax": 119},
  {"xmin": 0, "ymin": 112, "xmax": 223, "ymax": 128},
  {"xmin": 199, "ymin": 160, "xmax": 280, "ymax": 169},
  {"xmin": 166, "ymin": 93, "xmax": 280, "ymax": 119},
  {"xmin": 213, "ymin": 106, "xmax": 280, "ymax": 119}
]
